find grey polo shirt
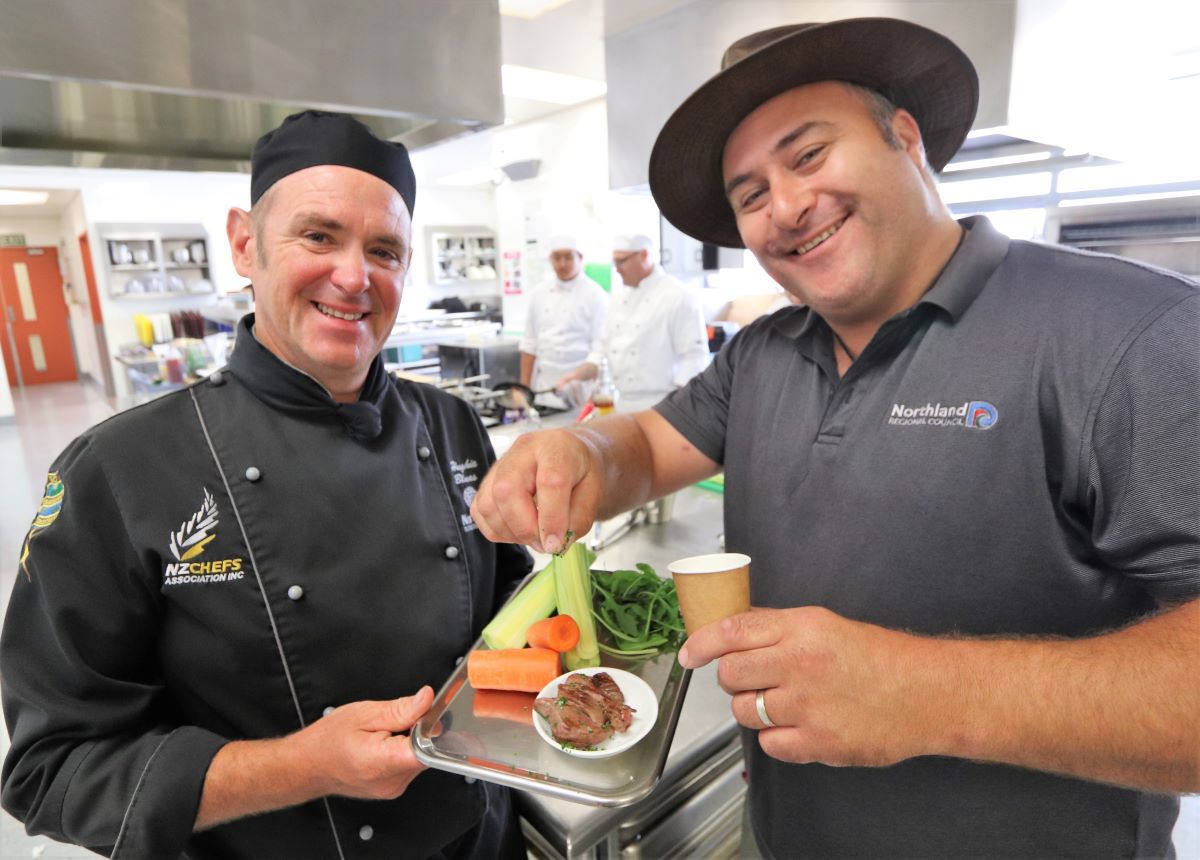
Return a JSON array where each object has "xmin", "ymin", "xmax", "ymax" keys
[{"xmin": 655, "ymin": 216, "xmax": 1199, "ymax": 859}]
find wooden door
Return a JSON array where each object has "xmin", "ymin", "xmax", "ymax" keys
[{"xmin": 0, "ymin": 247, "xmax": 78, "ymax": 386}]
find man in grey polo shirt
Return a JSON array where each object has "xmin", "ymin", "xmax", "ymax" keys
[{"xmin": 471, "ymin": 17, "xmax": 1199, "ymax": 860}]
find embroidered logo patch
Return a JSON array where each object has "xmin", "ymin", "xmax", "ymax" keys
[
  {"xmin": 170, "ymin": 488, "xmax": 219, "ymax": 561},
  {"xmin": 19, "ymin": 471, "xmax": 65, "ymax": 579},
  {"xmin": 887, "ymin": 400, "xmax": 999, "ymax": 430},
  {"xmin": 163, "ymin": 488, "xmax": 244, "ymax": 586}
]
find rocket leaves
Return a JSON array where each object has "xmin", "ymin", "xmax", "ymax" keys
[{"xmin": 590, "ymin": 564, "xmax": 687, "ymax": 658}]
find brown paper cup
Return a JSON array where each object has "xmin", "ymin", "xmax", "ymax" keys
[{"xmin": 668, "ymin": 552, "xmax": 751, "ymax": 634}]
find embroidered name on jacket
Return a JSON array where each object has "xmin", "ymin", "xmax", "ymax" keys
[
  {"xmin": 451, "ymin": 457, "xmax": 481, "ymax": 533},
  {"xmin": 163, "ymin": 488, "xmax": 245, "ymax": 586}
]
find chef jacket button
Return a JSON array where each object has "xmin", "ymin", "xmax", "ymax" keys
[
  {"xmin": 287, "ymin": 585, "xmax": 304, "ymax": 601},
  {"xmin": 209, "ymin": 370, "xmax": 225, "ymax": 386},
  {"xmin": 359, "ymin": 824, "xmax": 374, "ymax": 841},
  {"xmin": 245, "ymin": 466, "xmax": 261, "ymax": 482},
  {"xmin": 444, "ymin": 545, "xmax": 460, "ymax": 560},
  {"xmin": 417, "ymin": 445, "xmax": 431, "ymax": 460},
  {"xmin": 464, "ymin": 776, "xmax": 476, "ymax": 785},
  {"xmin": 322, "ymin": 706, "xmax": 335, "ymax": 717}
]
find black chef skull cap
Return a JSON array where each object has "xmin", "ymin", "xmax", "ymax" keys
[{"xmin": 250, "ymin": 110, "xmax": 416, "ymax": 216}]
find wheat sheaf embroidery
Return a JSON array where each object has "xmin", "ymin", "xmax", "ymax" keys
[{"xmin": 170, "ymin": 488, "xmax": 219, "ymax": 562}]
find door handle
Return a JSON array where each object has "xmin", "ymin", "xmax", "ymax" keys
[{"xmin": 5, "ymin": 306, "xmax": 13, "ymax": 323}]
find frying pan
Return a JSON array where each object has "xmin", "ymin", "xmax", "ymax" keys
[{"xmin": 491, "ymin": 381, "xmax": 553, "ymax": 411}]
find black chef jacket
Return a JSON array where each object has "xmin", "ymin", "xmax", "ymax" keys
[{"xmin": 1, "ymin": 316, "xmax": 532, "ymax": 859}]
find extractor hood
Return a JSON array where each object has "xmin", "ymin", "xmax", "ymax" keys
[
  {"xmin": 604, "ymin": 0, "xmax": 1019, "ymax": 191},
  {"xmin": 606, "ymin": 0, "xmax": 1200, "ymax": 191},
  {"xmin": 0, "ymin": 0, "xmax": 506, "ymax": 171}
]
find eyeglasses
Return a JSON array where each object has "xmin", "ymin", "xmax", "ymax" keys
[{"xmin": 612, "ymin": 254, "xmax": 638, "ymax": 267}]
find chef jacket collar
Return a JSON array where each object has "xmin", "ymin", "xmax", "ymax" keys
[
  {"xmin": 229, "ymin": 314, "xmax": 388, "ymax": 441},
  {"xmin": 552, "ymin": 272, "xmax": 588, "ymax": 290}
]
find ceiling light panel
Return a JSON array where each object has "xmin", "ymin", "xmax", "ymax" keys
[
  {"xmin": 498, "ymin": 0, "xmax": 573, "ymax": 19},
  {"xmin": 501, "ymin": 64, "xmax": 606, "ymax": 106},
  {"xmin": 0, "ymin": 190, "xmax": 50, "ymax": 205}
]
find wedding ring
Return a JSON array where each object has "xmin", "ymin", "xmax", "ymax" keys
[{"xmin": 755, "ymin": 689, "xmax": 776, "ymax": 728}]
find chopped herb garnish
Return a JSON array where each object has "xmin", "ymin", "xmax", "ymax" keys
[
  {"xmin": 561, "ymin": 741, "xmax": 599, "ymax": 751},
  {"xmin": 553, "ymin": 530, "xmax": 576, "ymax": 558}
]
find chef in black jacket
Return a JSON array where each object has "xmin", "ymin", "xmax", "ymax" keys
[{"xmin": 1, "ymin": 111, "xmax": 532, "ymax": 860}]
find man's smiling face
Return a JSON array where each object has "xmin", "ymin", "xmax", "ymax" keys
[
  {"xmin": 722, "ymin": 81, "xmax": 941, "ymax": 327},
  {"xmin": 232, "ymin": 165, "xmax": 412, "ymax": 398}
]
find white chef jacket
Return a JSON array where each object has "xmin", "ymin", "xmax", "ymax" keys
[
  {"xmin": 519, "ymin": 273, "xmax": 609, "ymax": 391},
  {"xmin": 586, "ymin": 267, "xmax": 709, "ymax": 400}
]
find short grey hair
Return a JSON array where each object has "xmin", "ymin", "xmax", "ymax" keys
[
  {"xmin": 250, "ymin": 186, "xmax": 274, "ymax": 266},
  {"xmin": 840, "ymin": 82, "xmax": 903, "ymax": 151}
]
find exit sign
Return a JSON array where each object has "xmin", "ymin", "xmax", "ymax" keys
[{"xmin": 0, "ymin": 234, "xmax": 26, "ymax": 247}]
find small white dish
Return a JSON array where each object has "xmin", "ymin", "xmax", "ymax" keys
[{"xmin": 533, "ymin": 667, "xmax": 658, "ymax": 759}]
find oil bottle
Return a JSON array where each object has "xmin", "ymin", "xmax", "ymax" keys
[{"xmin": 591, "ymin": 356, "xmax": 619, "ymax": 416}]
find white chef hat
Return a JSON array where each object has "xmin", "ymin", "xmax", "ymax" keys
[
  {"xmin": 612, "ymin": 233, "xmax": 655, "ymax": 253},
  {"xmin": 547, "ymin": 234, "xmax": 581, "ymax": 254}
]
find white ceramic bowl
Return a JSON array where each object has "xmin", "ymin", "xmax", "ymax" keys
[{"xmin": 533, "ymin": 667, "xmax": 658, "ymax": 759}]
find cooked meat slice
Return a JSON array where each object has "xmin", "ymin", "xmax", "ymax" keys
[
  {"xmin": 536, "ymin": 672, "xmax": 638, "ymax": 747},
  {"xmin": 591, "ymin": 671, "xmax": 635, "ymax": 731},
  {"xmin": 560, "ymin": 675, "xmax": 608, "ymax": 712},
  {"xmin": 534, "ymin": 693, "xmax": 611, "ymax": 747},
  {"xmin": 591, "ymin": 671, "xmax": 623, "ymax": 702}
]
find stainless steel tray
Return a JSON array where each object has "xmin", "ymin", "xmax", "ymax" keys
[{"xmin": 412, "ymin": 579, "xmax": 691, "ymax": 807}]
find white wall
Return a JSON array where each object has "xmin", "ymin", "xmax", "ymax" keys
[
  {"xmin": 410, "ymin": 100, "xmax": 617, "ymax": 331},
  {"xmin": 402, "ymin": 179, "xmax": 499, "ymax": 315},
  {"xmin": 491, "ymin": 99, "xmax": 614, "ymax": 329},
  {"xmin": 0, "ymin": 338, "xmax": 12, "ymax": 420},
  {"xmin": 413, "ymin": 97, "xmax": 783, "ymax": 334},
  {"xmin": 1009, "ymin": 0, "xmax": 1200, "ymax": 166},
  {"xmin": 0, "ymin": 217, "xmax": 65, "ymax": 247},
  {"xmin": 57, "ymin": 195, "xmax": 103, "ymax": 385}
]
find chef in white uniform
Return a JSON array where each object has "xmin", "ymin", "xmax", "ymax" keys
[
  {"xmin": 518, "ymin": 235, "xmax": 609, "ymax": 393},
  {"xmin": 558, "ymin": 234, "xmax": 709, "ymax": 408}
]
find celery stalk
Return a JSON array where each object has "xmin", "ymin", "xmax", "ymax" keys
[
  {"xmin": 481, "ymin": 564, "xmax": 557, "ymax": 650},
  {"xmin": 554, "ymin": 541, "xmax": 601, "ymax": 669}
]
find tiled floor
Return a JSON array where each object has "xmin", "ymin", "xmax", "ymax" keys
[
  {"xmin": 0, "ymin": 380, "xmax": 1197, "ymax": 859},
  {"xmin": 1, "ymin": 380, "xmax": 114, "ymax": 857}
]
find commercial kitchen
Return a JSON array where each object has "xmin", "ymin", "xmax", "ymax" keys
[{"xmin": 0, "ymin": 1, "xmax": 1197, "ymax": 858}]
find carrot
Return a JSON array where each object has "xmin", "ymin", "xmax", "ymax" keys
[
  {"xmin": 467, "ymin": 647, "xmax": 560, "ymax": 693},
  {"xmin": 472, "ymin": 689, "xmax": 537, "ymax": 724},
  {"xmin": 525, "ymin": 614, "xmax": 581, "ymax": 653}
]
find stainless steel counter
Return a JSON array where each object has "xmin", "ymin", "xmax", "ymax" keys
[{"xmin": 486, "ymin": 415, "xmax": 743, "ymax": 859}]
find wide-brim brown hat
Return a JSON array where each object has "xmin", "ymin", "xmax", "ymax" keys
[{"xmin": 649, "ymin": 17, "xmax": 978, "ymax": 249}]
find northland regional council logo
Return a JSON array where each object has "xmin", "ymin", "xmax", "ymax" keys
[
  {"xmin": 163, "ymin": 488, "xmax": 245, "ymax": 586},
  {"xmin": 888, "ymin": 400, "xmax": 998, "ymax": 429}
]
